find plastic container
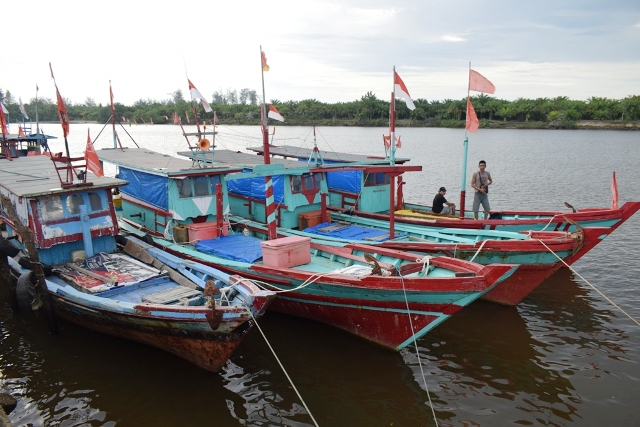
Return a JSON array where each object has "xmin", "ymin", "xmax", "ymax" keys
[
  {"xmin": 186, "ymin": 222, "xmax": 229, "ymax": 243},
  {"xmin": 298, "ymin": 210, "xmax": 323, "ymax": 230},
  {"xmin": 260, "ymin": 236, "xmax": 311, "ymax": 268}
]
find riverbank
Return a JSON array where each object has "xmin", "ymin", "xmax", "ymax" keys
[{"xmin": 54, "ymin": 119, "xmax": 640, "ymax": 130}]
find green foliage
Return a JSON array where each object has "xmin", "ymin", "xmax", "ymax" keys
[{"xmin": 1, "ymin": 86, "xmax": 639, "ymax": 129}]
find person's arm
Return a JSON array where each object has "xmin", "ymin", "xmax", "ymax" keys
[
  {"xmin": 471, "ymin": 172, "xmax": 478, "ymax": 191},
  {"xmin": 486, "ymin": 172, "xmax": 492, "ymax": 186}
]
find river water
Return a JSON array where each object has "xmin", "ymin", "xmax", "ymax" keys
[{"xmin": 1, "ymin": 124, "xmax": 639, "ymax": 426}]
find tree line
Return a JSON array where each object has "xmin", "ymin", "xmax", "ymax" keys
[{"xmin": 2, "ymin": 87, "xmax": 639, "ymax": 129}]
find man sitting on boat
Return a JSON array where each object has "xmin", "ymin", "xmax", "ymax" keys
[{"xmin": 432, "ymin": 187, "xmax": 456, "ymax": 216}]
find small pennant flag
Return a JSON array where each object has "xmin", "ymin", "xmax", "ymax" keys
[
  {"xmin": 611, "ymin": 171, "xmax": 619, "ymax": 210},
  {"xmin": 213, "ymin": 111, "xmax": 219, "ymax": 125},
  {"xmin": 268, "ymin": 104, "xmax": 284, "ymax": 122},
  {"xmin": 469, "ymin": 69, "xmax": 495, "ymax": 94},
  {"xmin": 188, "ymin": 79, "xmax": 213, "ymax": 112},
  {"xmin": 466, "ymin": 98, "xmax": 479, "ymax": 133},
  {"xmin": 19, "ymin": 98, "xmax": 29, "ymax": 120},
  {"xmin": 0, "ymin": 104, "xmax": 8, "ymax": 137},
  {"xmin": 261, "ymin": 51, "xmax": 269, "ymax": 71},
  {"xmin": 394, "ymin": 72, "xmax": 415, "ymax": 110},
  {"xmin": 85, "ymin": 129, "xmax": 104, "ymax": 178},
  {"xmin": 18, "ymin": 126, "xmax": 26, "ymax": 137},
  {"xmin": 185, "ymin": 110, "xmax": 191, "ymax": 124},
  {"xmin": 383, "ymin": 134, "xmax": 402, "ymax": 150}
]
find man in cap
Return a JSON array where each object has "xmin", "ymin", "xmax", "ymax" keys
[{"xmin": 432, "ymin": 187, "xmax": 456, "ymax": 215}]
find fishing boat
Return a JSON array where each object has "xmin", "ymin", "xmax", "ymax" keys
[
  {"xmin": 0, "ymin": 146, "xmax": 274, "ymax": 373},
  {"xmin": 95, "ymin": 146, "xmax": 517, "ymax": 350}
]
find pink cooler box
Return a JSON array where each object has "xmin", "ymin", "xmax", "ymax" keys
[
  {"xmin": 186, "ymin": 222, "xmax": 229, "ymax": 242},
  {"xmin": 260, "ymin": 236, "xmax": 311, "ymax": 268}
]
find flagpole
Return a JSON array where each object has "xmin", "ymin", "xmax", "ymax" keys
[
  {"xmin": 110, "ymin": 81, "xmax": 117, "ymax": 148},
  {"xmin": 260, "ymin": 46, "xmax": 276, "ymax": 240},
  {"xmin": 390, "ymin": 66, "xmax": 396, "ymax": 167},
  {"xmin": 35, "ymin": 84, "xmax": 40, "ymax": 134},
  {"xmin": 460, "ymin": 62, "xmax": 471, "ymax": 219}
]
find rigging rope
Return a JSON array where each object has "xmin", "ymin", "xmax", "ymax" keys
[
  {"xmin": 245, "ymin": 308, "xmax": 320, "ymax": 427},
  {"xmin": 537, "ymin": 239, "xmax": 640, "ymax": 327},
  {"xmin": 397, "ymin": 270, "xmax": 440, "ymax": 426}
]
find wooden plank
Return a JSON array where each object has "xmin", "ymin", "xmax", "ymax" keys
[{"xmin": 141, "ymin": 287, "xmax": 201, "ymax": 304}]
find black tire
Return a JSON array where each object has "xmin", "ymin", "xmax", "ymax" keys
[{"xmin": 16, "ymin": 271, "xmax": 35, "ymax": 312}]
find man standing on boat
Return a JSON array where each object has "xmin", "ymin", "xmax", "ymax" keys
[
  {"xmin": 471, "ymin": 160, "xmax": 492, "ymax": 220},
  {"xmin": 432, "ymin": 187, "xmax": 456, "ymax": 216}
]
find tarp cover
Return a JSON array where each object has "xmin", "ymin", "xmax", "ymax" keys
[
  {"xmin": 227, "ymin": 170, "xmax": 285, "ymax": 203},
  {"xmin": 118, "ymin": 167, "xmax": 168, "ymax": 210},
  {"xmin": 303, "ymin": 222, "xmax": 406, "ymax": 241},
  {"xmin": 195, "ymin": 234, "xmax": 263, "ymax": 263},
  {"xmin": 326, "ymin": 170, "xmax": 361, "ymax": 193}
]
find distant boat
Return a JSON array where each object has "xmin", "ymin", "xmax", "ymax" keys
[{"xmin": 0, "ymin": 155, "xmax": 274, "ymax": 372}]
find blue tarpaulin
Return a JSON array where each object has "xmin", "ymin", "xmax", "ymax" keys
[
  {"xmin": 118, "ymin": 167, "xmax": 168, "ymax": 210},
  {"xmin": 195, "ymin": 234, "xmax": 263, "ymax": 263},
  {"xmin": 326, "ymin": 170, "xmax": 361, "ymax": 193},
  {"xmin": 303, "ymin": 222, "xmax": 405, "ymax": 241},
  {"xmin": 227, "ymin": 171, "xmax": 285, "ymax": 203}
]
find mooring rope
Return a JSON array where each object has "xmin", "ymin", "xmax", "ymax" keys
[
  {"xmin": 468, "ymin": 239, "xmax": 489, "ymax": 263},
  {"xmin": 245, "ymin": 309, "xmax": 320, "ymax": 427},
  {"xmin": 397, "ymin": 270, "xmax": 440, "ymax": 426},
  {"xmin": 537, "ymin": 239, "xmax": 640, "ymax": 327}
]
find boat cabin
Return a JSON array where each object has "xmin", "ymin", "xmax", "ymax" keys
[{"xmin": 0, "ymin": 155, "xmax": 125, "ymax": 265}]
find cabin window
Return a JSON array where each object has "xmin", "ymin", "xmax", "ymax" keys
[
  {"xmin": 39, "ymin": 196, "xmax": 65, "ymax": 221},
  {"xmin": 194, "ymin": 176, "xmax": 209, "ymax": 197},
  {"xmin": 209, "ymin": 175, "xmax": 222, "ymax": 194},
  {"xmin": 66, "ymin": 194, "xmax": 85, "ymax": 215},
  {"xmin": 291, "ymin": 173, "xmax": 321, "ymax": 194},
  {"xmin": 88, "ymin": 192, "xmax": 103, "ymax": 211},
  {"xmin": 364, "ymin": 172, "xmax": 390, "ymax": 187},
  {"xmin": 178, "ymin": 178, "xmax": 193, "ymax": 198}
]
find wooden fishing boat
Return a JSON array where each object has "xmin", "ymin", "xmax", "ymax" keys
[
  {"xmin": 229, "ymin": 212, "xmax": 607, "ymax": 306},
  {"xmin": 0, "ymin": 155, "xmax": 274, "ymax": 372},
  {"xmin": 96, "ymin": 147, "xmax": 517, "ymax": 350}
]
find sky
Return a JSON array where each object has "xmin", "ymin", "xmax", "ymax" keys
[{"xmin": 2, "ymin": 0, "xmax": 640, "ymax": 107}]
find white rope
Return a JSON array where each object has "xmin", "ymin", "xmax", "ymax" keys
[
  {"xmin": 244, "ymin": 308, "xmax": 320, "ymax": 427},
  {"xmin": 397, "ymin": 271, "xmax": 439, "ymax": 426},
  {"xmin": 537, "ymin": 239, "xmax": 640, "ymax": 327},
  {"xmin": 539, "ymin": 216, "xmax": 556, "ymax": 231},
  {"xmin": 468, "ymin": 239, "xmax": 488, "ymax": 263},
  {"xmin": 415, "ymin": 256, "xmax": 432, "ymax": 274}
]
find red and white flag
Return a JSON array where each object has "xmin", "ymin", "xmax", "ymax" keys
[
  {"xmin": 19, "ymin": 98, "xmax": 29, "ymax": 120},
  {"xmin": 394, "ymin": 72, "xmax": 416, "ymax": 110},
  {"xmin": 466, "ymin": 98, "xmax": 479, "ymax": 133},
  {"xmin": 0, "ymin": 104, "xmax": 8, "ymax": 137},
  {"xmin": 469, "ymin": 69, "xmax": 495, "ymax": 94},
  {"xmin": 213, "ymin": 111, "xmax": 219, "ymax": 125},
  {"xmin": 188, "ymin": 79, "xmax": 213, "ymax": 112},
  {"xmin": 268, "ymin": 104, "xmax": 285, "ymax": 122},
  {"xmin": 84, "ymin": 129, "xmax": 104, "ymax": 178},
  {"xmin": 611, "ymin": 171, "xmax": 619, "ymax": 210},
  {"xmin": 261, "ymin": 51, "xmax": 269, "ymax": 72},
  {"xmin": 383, "ymin": 134, "xmax": 402, "ymax": 150}
]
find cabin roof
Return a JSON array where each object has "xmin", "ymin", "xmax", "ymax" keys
[
  {"xmin": 0, "ymin": 155, "xmax": 125, "ymax": 198},
  {"xmin": 97, "ymin": 147, "xmax": 245, "ymax": 176},
  {"xmin": 177, "ymin": 149, "xmax": 310, "ymax": 170},
  {"xmin": 246, "ymin": 144, "xmax": 410, "ymax": 164}
]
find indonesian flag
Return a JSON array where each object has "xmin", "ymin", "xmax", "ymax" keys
[
  {"xmin": 466, "ymin": 98, "xmax": 479, "ymax": 133},
  {"xmin": 19, "ymin": 98, "xmax": 29, "ymax": 120},
  {"xmin": 84, "ymin": 129, "xmax": 104, "ymax": 178},
  {"xmin": 268, "ymin": 104, "xmax": 284, "ymax": 122},
  {"xmin": 611, "ymin": 171, "xmax": 619, "ymax": 210},
  {"xmin": 110, "ymin": 85, "xmax": 115, "ymax": 106},
  {"xmin": 213, "ymin": 111, "xmax": 219, "ymax": 125},
  {"xmin": 0, "ymin": 103, "xmax": 8, "ymax": 137},
  {"xmin": 394, "ymin": 72, "xmax": 415, "ymax": 110},
  {"xmin": 261, "ymin": 51, "xmax": 269, "ymax": 72},
  {"xmin": 18, "ymin": 126, "xmax": 26, "ymax": 137},
  {"xmin": 469, "ymin": 69, "xmax": 495, "ymax": 94},
  {"xmin": 188, "ymin": 79, "xmax": 213, "ymax": 112}
]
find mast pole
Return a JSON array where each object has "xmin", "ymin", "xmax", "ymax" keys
[
  {"xmin": 261, "ymin": 46, "xmax": 276, "ymax": 240},
  {"xmin": 460, "ymin": 62, "xmax": 471, "ymax": 219},
  {"xmin": 35, "ymin": 84, "xmax": 40, "ymax": 134},
  {"xmin": 110, "ymin": 81, "xmax": 117, "ymax": 148}
]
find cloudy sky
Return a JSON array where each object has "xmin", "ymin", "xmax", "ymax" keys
[{"xmin": 3, "ymin": 0, "xmax": 639, "ymax": 106}]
